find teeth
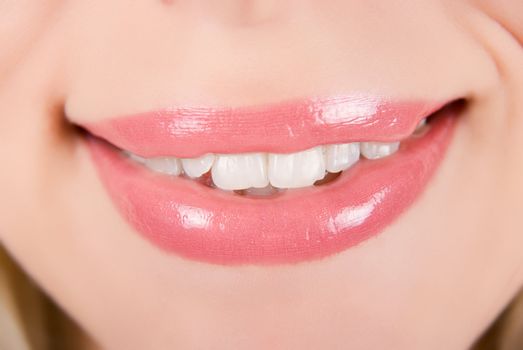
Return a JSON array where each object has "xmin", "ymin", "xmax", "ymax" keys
[
  {"xmin": 125, "ymin": 151, "xmax": 146, "ymax": 164},
  {"xmin": 243, "ymin": 185, "xmax": 280, "ymax": 196},
  {"xmin": 325, "ymin": 143, "xmax": 360, "ymax": 173},
  {"xmin": 414, "ymin": 118, "xmax": 428, "ymax": 135},
  {"xmin": 211, "ymin": 153, "xmax": 269, "ymax": 190},
  {"xmin": 181, "ymin": 154, "xmax": 215, "ymax": 178},
  {"xmin": 268, "ymin": 146, "xmax": 326, "ymax": 189},
  {"xmin": 144, "ymin": 157, "xmax": 182, "ymax": 175},
  {"xmin": 360, "ymin": 142, "xmax": 400, "ymax": 160},
  {"xmin": 127, "ymin": 138, "xmax": 404, "ymax": 191},
  {"xmin": 416, "ymin": 118, "xmax": 427, "ymax": 131}
]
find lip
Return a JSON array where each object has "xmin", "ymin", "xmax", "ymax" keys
[
  {"xmin": 82, "ymin": 95, "xmax": 445, "ymax": 158},
  {"xmin": 81, "ymin": 96, "xmax": 459, "ymax": 265}
]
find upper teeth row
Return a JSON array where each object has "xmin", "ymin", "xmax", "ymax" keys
[{"xmin": 127, "ymin": 141, "xmax": 400, "ymax": 191}]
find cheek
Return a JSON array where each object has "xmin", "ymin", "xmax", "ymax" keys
[
  {"xmin": 472, "ymin": 0, "xmax": 523, "ymax": 44},
  {"xmin": 0, "ymin": 0, "xmax": 64, "ymax": 78},
  {"xmin": 0, "ymin": 1, "xmax": 67, "ymax": 246}
]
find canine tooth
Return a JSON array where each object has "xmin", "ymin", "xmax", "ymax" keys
[
  {"xmin": 360, "ymin": 142, "xmax": 400, "ymax": 159},
  {"xmin": 144, "ymin": 157, "xmax": 182, "ymax": 175},
  {"xmin": 268, "ymin": 146, "xmax": 326, "ymax": 189},
  {"xmin": 211, "ymin": 153, "xmax": 269, "ymax": 190},
  {"xmin": 182, "ymin": 154, "xmax": 215, "ymax": 178},
  {"xmin": 325, "ymin": 143, "xmax": 360, "ymax": 173}
]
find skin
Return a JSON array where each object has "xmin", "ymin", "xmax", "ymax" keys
[{"xmin": 1, "ymin": 1, "xmax": 522, "ymax": 349}]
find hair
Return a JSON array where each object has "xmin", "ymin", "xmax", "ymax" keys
[
  {"xmin": 474, "ymin": 290, "xmax": 523, "ymax": 350},
  {"xmin": 0, "ymin": 245, "xmax": 521, "ymax": 350}
]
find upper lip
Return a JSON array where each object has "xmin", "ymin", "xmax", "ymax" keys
[{"xmin": 77, "ymin": 94, "xmax": 446, "ymax": 158}]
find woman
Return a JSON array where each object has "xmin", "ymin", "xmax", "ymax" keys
[{"xmin": 1, "ymin": 1, "xmax": 522, "ymax": 349}]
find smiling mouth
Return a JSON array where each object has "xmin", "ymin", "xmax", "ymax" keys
[{"xmin": 75, "ymin": 95, "xmax": 464, "ymax": 265}]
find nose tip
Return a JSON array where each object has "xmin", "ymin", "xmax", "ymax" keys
[{"xmin": 164, "ymin": 0, "xmax": 288, "ymax": 27}]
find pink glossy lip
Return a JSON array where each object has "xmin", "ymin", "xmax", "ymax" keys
[
  {"xmin": 83, "ymin": 95, "xmax": 444, "ymax": 158},
  {"xmin": 82, "ymin": 96, "xmax": 459, "ymax": 265}
]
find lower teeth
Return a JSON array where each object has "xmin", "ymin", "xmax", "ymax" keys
[{"xmin": 234, "ymin": 185, "xmax": 282, "ymax": 197}]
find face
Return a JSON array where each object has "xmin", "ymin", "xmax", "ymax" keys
[{"xmin": 1, "ymin": 1, "xmax": 522, "ymax": 349}]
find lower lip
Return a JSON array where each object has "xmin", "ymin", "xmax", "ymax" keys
[{"xmin": 86, "ymin": 107, "xmax": 457, "ymax": 265}]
